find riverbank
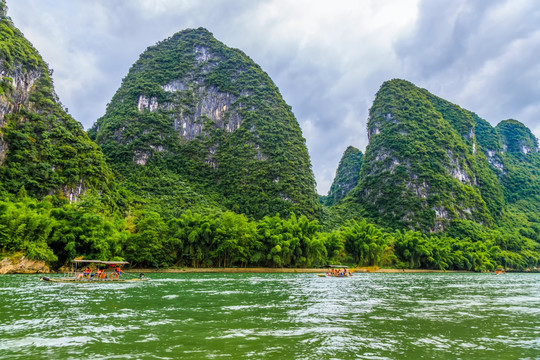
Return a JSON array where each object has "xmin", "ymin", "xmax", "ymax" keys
[
  {"xmin": 0, "ymin": 257, "xmax": 50, "ymax": 274},
  {"xmin": 125, "ymin": 267, "xmax": 470, "ymax": 274}
]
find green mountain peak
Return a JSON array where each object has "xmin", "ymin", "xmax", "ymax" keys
[
  {"xmin": 90, "ymin": 27, "xmax": 321, "ymax": 219},
  {"xmin": 496, "ymin": 119, "xmax": 539, "ymax": 155},
  {"xmin": 323, "ymin": 146, "xmax": 363, "ymax": 206},
  {"xmin": 346, "ymin": 79, "xmax": 503, "ymax": 231}
]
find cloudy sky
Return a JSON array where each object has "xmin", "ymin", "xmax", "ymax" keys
[{"xmin": 7, "ymin": 0, "xmax": 540, "ymax": 194}]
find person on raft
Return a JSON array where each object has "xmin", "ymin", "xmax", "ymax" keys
[
  {"xmin": 114, "ymin": 266, "xmax": 123, "ymax": 276},
  {"xmin": 78, "ymin": 267, "xmax": 91, "ymax": 279},
  {"xmin": 95, "ymin": 268, "xmax": 104, "ymax": 279}
]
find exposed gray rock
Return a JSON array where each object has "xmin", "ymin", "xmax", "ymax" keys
[
  {"xmin": 485, "ymin": 149, "xmax": 505, "ymax": 173},
  {"xmin": 445, "ymin": 149, "xmax": 476, "ymax": 185},
  {"xmin": 137, "ymin": 95, "xmax": 158, "ymax": 112},
  {"xmin": 161, "ymin": 80, "xmax": 187, "ymax": 93},
  {"xmin": 134, "ymin": 150, "xmax": 150, "ymax": 166},
  {"xmin": 59, "ymin": 179, "xmax": 88, "ymax": 203},
  {"xmin": 141, "ymin": 81, "xmax": 245, "ymax": 143},
  {"xmin": 0, "ymin": 65, "xmax": 42, "ymax": 164}
]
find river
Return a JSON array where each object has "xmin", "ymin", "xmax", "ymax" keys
[{"xmin": 0, "ymin": 272, "xmax": 539, "ymax": 359}]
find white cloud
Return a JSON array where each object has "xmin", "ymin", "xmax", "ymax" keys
[{"xmin": 397, "ymin": 0, "xmax": 540, "ymax": 134}]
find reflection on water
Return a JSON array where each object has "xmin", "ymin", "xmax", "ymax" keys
[{"xmin": 1, "ymin": 273, "xmax": 539, "ymax": 359}]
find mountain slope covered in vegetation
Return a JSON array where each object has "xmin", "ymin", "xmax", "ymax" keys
[
  {"xmin": 0, "ymin": 2, "xmax": 112, "ymax": 200},
  {"xmin": 326, "ymin": 79, "xmax": 539, "ymax": 269},
  {"xmin": 343, "ymin": 79, "xmax": 498, "ymax": 232},
  {"xmin": 322, "ymin": 146, "xmax": 363, "ymax": 206},
  {"xmin": 89, "ymin": 28, "xmax": 321, "ymax": 220}
]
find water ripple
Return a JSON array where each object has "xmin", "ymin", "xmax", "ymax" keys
[{"xmin": 0, "ymin": 273, "xmax": 539, "ymax": 359}]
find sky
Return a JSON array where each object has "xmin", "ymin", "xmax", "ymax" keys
[{"xmin": 7, "ymin": 0, "xmax": 540, "ymax": 194}]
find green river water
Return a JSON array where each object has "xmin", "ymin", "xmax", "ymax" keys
[{"xmin": 0, "ymin": 272, "xmax": 539, "ymax": 359}]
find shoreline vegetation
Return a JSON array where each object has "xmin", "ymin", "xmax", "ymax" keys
[{"xmin": 2, "ymin": 256, "xmax": 537, "ymax": 275}]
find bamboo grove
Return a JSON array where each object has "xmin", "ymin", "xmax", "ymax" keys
[{"xmin": 1, "ymin": 189, "xmax": 538, "ymax": 271}]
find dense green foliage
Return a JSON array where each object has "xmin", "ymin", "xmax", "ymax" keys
[
  {"xmin": 344, "ymin": 79, "xmax": 494, "ymax": 231},
  {"xmin": 494, "ymin": 120, "xmax": 540, "ymax": 202},
  {"xmin": 491, "ymin": 120, "xmax": 540, "ymax": 242},
  {"xmin": 0, "ymin": 8, "xmax": 112, "ymax": 199},
  {"xmin": 2, "ymin": 191, "xmax": 537, "ymax": 271},
  {"xmin": 321, "ymin": 146, "xmax": 363, "ymax": 206},
  {"xmin": 497, "ymin": 119, "xmax": 538, "ymax": 154},
  {"xmin": 89, "ymin": 28, "xmax": 320, "ymax": 220},
  {"xmin": 423, "ymin": 91, "xmax": 505, "ymax": 217}
]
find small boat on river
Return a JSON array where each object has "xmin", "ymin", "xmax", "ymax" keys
[
  {"xmin": 317, "ymin": 265, "xmax": 353, "ymax": 277},
  {"xmin": 40, "ymin": 259, "xmax": 149, "ymax": 283}
]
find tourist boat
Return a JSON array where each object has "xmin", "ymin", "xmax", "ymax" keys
[
  {"xmin": 40, "ymin": 259, "xmax": 149, "ymax": 283},
  {"xmin": 317, "ymin": 265, "xmax": 353, "ymax": 277}
]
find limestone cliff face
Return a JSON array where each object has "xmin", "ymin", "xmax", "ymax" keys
[
  {"xmin": 348, "ymin": 79, "xmax": 501, "ymax": 232},
  {"xmin": 0, "ymin": 65, "xmax": 42, "ymax": 162},
  {"xmin": 0, "ymin": 66, "xmax": 42, "ymax": 117},
  {"xmin": 90, "ymin": 28, "xmax": 321, "ymax": 219},
  {"xmin": 0, "ymin": 3, "xmax": 112, "ymax": 199},
  {"xmin": 474, "ymin": 116, "xmax": 506, "ymax": 173}
]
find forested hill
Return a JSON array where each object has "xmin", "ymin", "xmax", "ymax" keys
[
  {"xmin": 322, "ymin": 79, "xmax": 539, "ymax": 267},
  {"xmin": 321, "ymin": 146, "xmax": 363, "ymax": 206},
  {"xmin": 0, "ymin": 1, "xmax": 112, "ymax": 200},
  {"xmin": 494, "ymin": 120, "xmax": 540, "ymax": 202},
  {"xmin": 89, "ymin": 28, "xmax": 321, "ymax": 220}
]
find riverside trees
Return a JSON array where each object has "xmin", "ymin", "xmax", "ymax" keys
[{"xmin": 1, "ymin": 191, "xmax": 537, "ymax": 271}]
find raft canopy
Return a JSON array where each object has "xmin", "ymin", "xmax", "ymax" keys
[
  {"xmin": 326, "ymin": 265, "xmax": 349, "ymax": 268},
  {"xmin": 72, "ymin": 260, "xmax": 129, "ymax": 265}
]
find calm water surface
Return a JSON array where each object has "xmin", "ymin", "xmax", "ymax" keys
[{"xmin": 0, "ymin": 272, "xmax": 539, "ymax": 359}]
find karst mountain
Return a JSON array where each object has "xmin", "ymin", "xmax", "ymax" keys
[
  {"xmin": 333, "ymin": 79, "xmax": 539, "ymax": 234},
  {"xmin": 0, "ymin": 1, "xmax": 112, "ymax": 200},
  {"xmin": 89, "ymin": 28, "xmax": 321, "ymax": 219}
]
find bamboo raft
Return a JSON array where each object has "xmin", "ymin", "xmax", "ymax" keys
[{"xmin": 39, "ymin": 259, "xmax": 149, "ymax": 283}]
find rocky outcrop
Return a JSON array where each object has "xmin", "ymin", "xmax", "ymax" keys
[
  {"xmin": 0, "ymin": 257, "xmax": 50, "ymax": 274},
  {"xmin": 0, "ymin": 68, "xmax": 38, "ymax": 118},
  {"xmin": 0, "ymin": 66, "xmax": 42, "ymax": 163},
  {"xmin": 485, "ymin": 150, "xmax": 505, "ymax": 173},
  {"xmin": 164, "ymin": 83, "xmax": 243, "ymax": 141}
]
